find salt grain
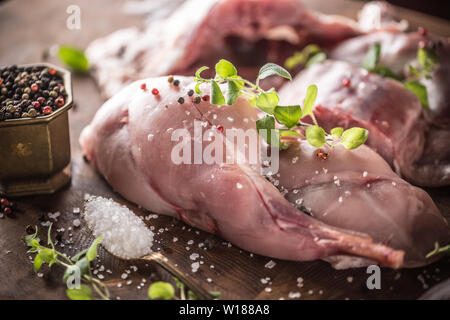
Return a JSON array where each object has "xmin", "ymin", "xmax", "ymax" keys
[
  {"xmin": 83, "ymin": 196, "xmax": 154, "ymax": 259},
  {"xmin": 265, "ymin": 260, "xmax": 276, "ymax": 269}
]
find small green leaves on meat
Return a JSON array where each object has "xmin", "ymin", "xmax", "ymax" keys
[
  {"xmin": 194, "ymin": 60, "xmax": 369, "ymax": 150},
  {"xmin": 256, "ymin": 91, "xmax": 279, "ymax": 114},
  {"xmin": 215, "ymin": 59, "xmax": 237, "ymax": 78},
  {"xmin": 274, "ymin": 105, "xmax": 302, "ymax": 128},
  {"xmin": 285, "ymin": 44, "xmax": 326, "ymax": 69},
  {"xmin": 256, "ymin": 115, "xmax": 278, "ymax": 146},
  {"xmin": 302, "ymin": 84, "xmax": 318, "ymax": 120},
  {"xmin": 210, "ymin": 81, "xmax": 225, "ymax": 105},
  {"xmin": 257, "ymin": 63, "xmax": 292, "ymax": 82},
  {"xmin": 306, "ymin": 126, "xmax": 326, "ymax": 148},
  {"xmin": 404, "ymin": 81, "xmax": 429, "ymax": 108},
  {"xmin": 340, "ymin": 127, "xmax": 369, "ymax": 150},
  {"xmin": 362, "ymin": 43, "xmax": 381, "ymax": 71},
  {"xmin": 330, "ymin": 127, "xmax": 344, "ymax": 139}
]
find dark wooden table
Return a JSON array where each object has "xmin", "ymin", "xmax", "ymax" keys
[{"xmin": 1, "ymin": 0, "xmax": 449, "ymax": 300}]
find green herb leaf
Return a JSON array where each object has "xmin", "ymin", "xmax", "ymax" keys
[
  {"xmin": 256, "ymin": 115, "xmax": 278, "ymax": 146},
  {"xmin": 33, "ymin": 253, "xmax": 43, "ymax": 272},
  {"xmin": 362, "ymin": 43, "xmax": 381, "ymax": 71},
  {"xmin": 305, "ymin": 126, "xmax": 326, "ymax": 148},
  {"xmin": 63, "ymin": 256, "xmax": 89, "ymax": 284},
  {"xmin": 148, "ymin": 281, "xmax": 175, "ymax": 300},
  {"xmin": 258, "ymin": 63, "xmax": 292, "ymax": 81},
  {"xmin": 71, "ymin": 248, "xmax": 88, "ymax": 262},
  {"xmin": 30, "ymin": 238, "xmax": 40, "ymax": 249},
  {"xmin": 57, "ymin": 45, "xmax": 90, "ymax": 72},
  {"xmin": 418, "ymin": 47, "xmax": 439, "ymax": 73},
  {"xmin": 195, "ymin": 66, "xmax": 209, "ymax": 79},
  {"xmin": 280, "ymin": 129, "xmax": 301, "ymax": 138},
  {"xmin": 301, "ymin": 84, "xmax": 318, "ymax": 118},
  {"xmin": 256, "ymin": 91, "xmax": 279, "ymax": 114},
  {"xmin": 372, "ymin": 65, "xmax": 399, "ymax": 80},
  {"xmin": 226, "ymin": 80, "xmax": 240, "ymax": 105},
  {"xmin": 284, "ymin": 44, "xmax": 325, "ymax": 69},
  {"xmin": 188, "ymin": 290, "xmax": 199, "ymax": 300},
  {"xmin": 195, "ymin": 82, "xmax": 203, "ymax": 95},
  {"xmin": 211, "ymin": 81, "xmax": 225, "ymax": 105},
  {"xmin": 408, "ymin": 65, "xmax": 421, "ymax": 76},
  {"xmin": 86, "ymin": 235, "xmax": 102, "ymax": 262},
  {"xmin": 174, "ymin": 277, "xmax": 184, "ymax": 289},
  {"xmin": 39, "ymin": 248, "xmax": 57, "ymax": 265},
  {"xmin": 306, "ymin": 52, "xmax": 326, "ymax": 67},
  {"xmin": 340, "ymin": 127, "xmax": 369, "ymax": 150},
  {"xmin": 66, "ymin": 284, "xmax": 93, "ymax": 300},
  {"xmin": 215, "ymin": 59, "xmax": 237, "ymax": 78},
  {"xmin": 330, "ymin": 127, "xmax": 344, "ymax": 139},
  {"xmin": 209, "ymin": 291, "xmax": 221, "ymax": 299},
  {"xmin": 274, "ymin": 105, "xmax": 302, "ymax": 128},
  {"xmin": 404, "ymin": 81, "xmax": 429, "ymax": 108}
]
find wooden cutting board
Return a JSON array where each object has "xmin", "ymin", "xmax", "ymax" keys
[{"xmin": 0, "ymin": 0, "xmax": 449, "ymax": 300}]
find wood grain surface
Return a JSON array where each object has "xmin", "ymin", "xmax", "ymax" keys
[{"xmin": 0, "ymin": 0, "xmax": 449, "ymax": 300}]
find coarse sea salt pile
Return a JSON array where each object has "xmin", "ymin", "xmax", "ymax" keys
[{"xmin": 83, "ymin": 196, "xmax": 154, "ymax": 259}]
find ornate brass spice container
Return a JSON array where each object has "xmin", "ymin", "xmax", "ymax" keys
[{"xmin": 0, "ymin": 63, "xmax": 73, "ymax": 196}]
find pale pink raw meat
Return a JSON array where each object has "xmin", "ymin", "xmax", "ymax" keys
[
  {"xmin": 86, "ymin": 0, "xmax": 360, "ymax": 98},
  {"xmin": 279, "ymin": 59, "xmax": 450, "ymax": 187},
  {"xmin": 329, "ymin": 29, "xmax": 450, "ymax": 127},
  {"xmin": 80, "ymin": 76, "xmax": 449, "ymax": 268}
]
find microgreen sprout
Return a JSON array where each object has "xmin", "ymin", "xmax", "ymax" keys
[
  {"xmin": 23, "ymin": 224, "xmax": 109, "ymax": 300},
  {"xmin": 148, "ymin": 277, "xmax": 221, "ymax": 300},
  {"xmin": 194, "ymin": 59, "xmax": 369, "ymax": 151}
]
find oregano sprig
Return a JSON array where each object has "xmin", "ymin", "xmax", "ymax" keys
[
  {"xmin": 23, "ymin": 225, "xmax": 109, "ymax": 300},
  {"xmin": 362, "ymin": 43, "xmax": 440, "ymax": 109},
  {"xmin": 194, "ymin": 59, "xmax": 369, "ymax": 150}
]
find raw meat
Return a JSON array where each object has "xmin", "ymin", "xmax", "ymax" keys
[
  {"xmin": 357, "ymin": 1, "xmax": 408, "ymax": 32},
  {"xmin": 330, "ymin": 29, "xmax": 450, "ymax": 127},
  {"xmin": 279, "ymin": 59, "xmax": 450, "ymax": 187},
  {"xmin": 86, "ymin": 0, "xmax": 360, "ymax": 98},
  {"xmin": 80, "ymin": 76, "xmax": 449, "ymax": 268}
]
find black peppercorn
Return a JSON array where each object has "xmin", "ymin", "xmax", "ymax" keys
[
  {"xmin": 194, "ymin": 96, "xmax": 201, "ymax": 104},
  {"xmin": 177, "ymin": 97, "xmax": 185, "ymax": 104},
  {"xmin": 26, "ymin": 225, "xmax": 36, "ymax": 235},
  {"xmin": 173, "ymin": 79, "xmax": 180, "ymax": 86},
  {"xmin": 187, "ymin": 89, "xmax": 194, "ymax": 96}
]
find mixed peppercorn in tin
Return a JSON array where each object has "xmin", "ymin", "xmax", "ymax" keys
[
  {"xmin": 0, "ymin": 63, "xmax": 73, "ymax": 197},
  {"xmin": 0, "ymin": 65, "xmax": 68, "ymax": 121}
]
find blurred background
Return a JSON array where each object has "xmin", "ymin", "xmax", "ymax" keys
[
  {"xmin": 0, "ymin": 0, "xmax": 448, "ymax": 20},
  {"xmin": 362, "ymin": 0, "xmax": 450, "ymax": 20}
]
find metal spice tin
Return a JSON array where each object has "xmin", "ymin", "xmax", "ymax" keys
[{"xmin": 0, "ymin": 63, "xmax": 73, "ymax": 197}]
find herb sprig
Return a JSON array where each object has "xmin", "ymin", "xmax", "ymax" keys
[
  {"xmin": 426, "ymin": 242, "xmax": 450, "ymax": 259},
  {"xmin": 362, "ymin": 43, "xmax": 440, "ymax": 108},
  {"xmin": 194, "ymin": 59, "xmax": 368, "ymax": 150},
  {"xmin": 284, "ymin": 44, "xmax": 327, "ymax": 70},
  {"xmin": 23, "ymin": 225, "xmax": 109, "ymax": 300},
  {"xmin": 148, "ymin": 277, "xmax": 221, "ymax": 300}
]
